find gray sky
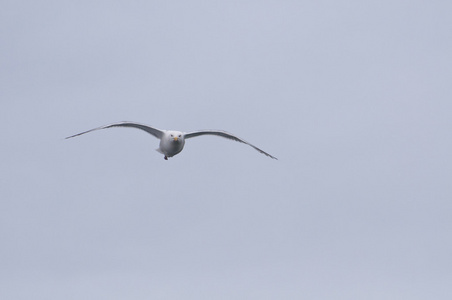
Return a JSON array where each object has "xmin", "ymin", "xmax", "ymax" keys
[{"xmin": 1, "ymin": 1, "xmax": 452, "ymax": 299}]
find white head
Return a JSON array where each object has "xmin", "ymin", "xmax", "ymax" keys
[{"xmin": 166, "ymin": 130, "xmax": 184, "ymax": 143}]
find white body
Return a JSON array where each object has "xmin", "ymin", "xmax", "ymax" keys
[{"xmin": 157, "ymin": 131, "xmax": 186, "ymax": 157}]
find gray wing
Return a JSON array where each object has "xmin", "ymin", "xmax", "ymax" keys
[
  {"xmin": 66, "ymin": 121, "xmax": 164, "ymax": 139},
  {"xmin": 184, "ymin": 130, "xmax": 277, "ymax": 160}
]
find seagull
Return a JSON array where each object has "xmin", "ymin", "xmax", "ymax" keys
[{"xmin": 66, "ymin": 121, "xmax": 277, "ymax": 160}]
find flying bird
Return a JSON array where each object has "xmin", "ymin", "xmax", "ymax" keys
[{"xmin": 66, "ymin": 121, "xmax": 277, "ymax": 160}]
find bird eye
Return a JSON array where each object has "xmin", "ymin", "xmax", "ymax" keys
[
  {"xmin": 170, "ymin": 134, "xmax": 173, "ymax": 137},
  {"xmin": 178, "ymin": 135, "xmax": 181, "ymax": 137}
]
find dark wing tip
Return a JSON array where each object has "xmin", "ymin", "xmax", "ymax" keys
[
  {"xmin": 65, "ymin": 133, "xmax": 83, "ymax": 139},
  {"xmin": 260, "ymin": 150, "xmax": 278, "ymax": 160}
]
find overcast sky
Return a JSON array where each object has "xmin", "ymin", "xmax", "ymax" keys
[{"xmin": 1, "ymin": 1, "xmax": 452, "ymax": 299}]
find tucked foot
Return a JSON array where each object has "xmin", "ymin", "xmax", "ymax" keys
[{"xmin": 164, "ymin": 156, "xmax": 168, "ymax": 160}]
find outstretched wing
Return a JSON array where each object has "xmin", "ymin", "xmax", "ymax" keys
[
  {"xmin": 184, "ymin": 130, "xmax": 277, "ymax": 160},
  {"xmin": 66, "ymin": 121, "xmax": 164, "ymax": 139}
]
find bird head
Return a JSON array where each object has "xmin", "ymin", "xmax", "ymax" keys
[{"xmin": 168, "ymin": 131, "xmax": 183, "ymax": 142}]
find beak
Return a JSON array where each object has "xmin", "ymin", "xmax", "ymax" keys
[{"xmin": 174, "ymin": 137, "xmax": 178, "ymax": 141}]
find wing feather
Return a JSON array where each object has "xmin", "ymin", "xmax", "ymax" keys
[
  {"xmin": 66, "ymin": 122, "xmax": 164, "ymax": 139},
  {"xmin": 184, "ymin": 130, "xmax": 277, "ymax": 160}
]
